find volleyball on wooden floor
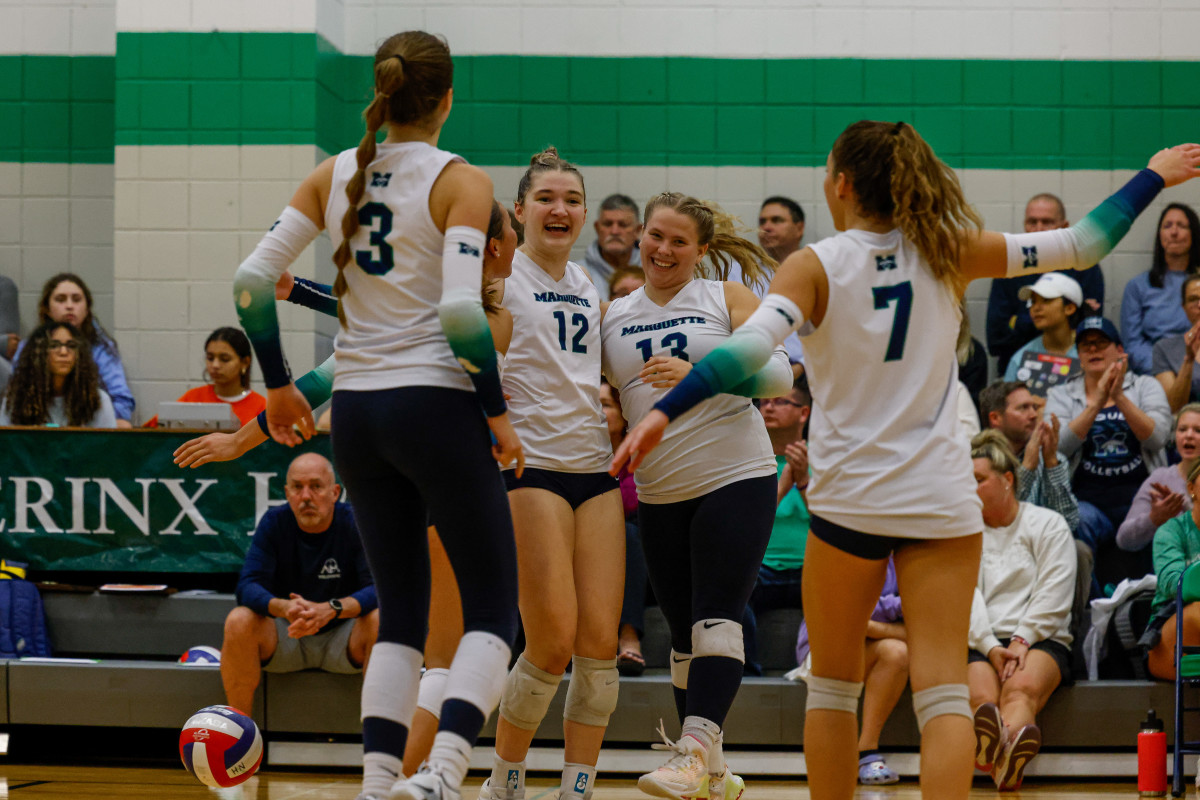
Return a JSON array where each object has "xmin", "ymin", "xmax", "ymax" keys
[{"xmin": 179, "ymin": 705, "xmax": 263, "ymax": 787}]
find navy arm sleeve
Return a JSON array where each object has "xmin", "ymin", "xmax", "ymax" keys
[{"xmin": 235, "ymin": 520, "xmax": 280, "ymax": 616}]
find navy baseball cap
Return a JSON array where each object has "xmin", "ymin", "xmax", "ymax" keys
[{"xmin": 1076, "ymin": 316, "xmax": 1122, "ymax": 346}]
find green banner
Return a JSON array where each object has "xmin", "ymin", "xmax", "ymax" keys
[{"xmin": 0, "ymin": 429, "xmax": 333, "ymax": 572}]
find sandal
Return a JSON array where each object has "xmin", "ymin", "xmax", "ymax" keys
[{"xmin": 617, "ymin": 648, "xmax": 646, "ymax": 676}]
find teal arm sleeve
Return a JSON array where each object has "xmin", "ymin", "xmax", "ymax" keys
[
  {"xmin": 726, "ymin": 347, "xmax": 794, "ymax": 398},
  {"xmin": 255, "ymin": 354, "xmax": 335, "ymax": 435}
]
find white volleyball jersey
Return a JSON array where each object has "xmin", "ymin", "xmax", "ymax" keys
[
  {"xmin": 602, "ymin": 280, "xmax": 776, "ymax": 504},
  {"xmin": 501, "ymin": 251, "xmax": 611, "ymax": 472},
  {"xmin": 325, "ymin": 141, "xmax": 473, "ymax": 393},
  {"xmin": 802, "ymin": 229, "xmax": 983, "ymax": 537}
]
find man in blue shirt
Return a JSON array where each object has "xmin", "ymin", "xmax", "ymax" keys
[{"xmin": 221, "ymin": 452, "xmax": 378, "ymax": 713}]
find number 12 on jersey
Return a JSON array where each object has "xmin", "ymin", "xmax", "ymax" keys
[
  {"xmin": 872, "ymin": 281, "xmax": 912, "ymax": 362},
  {"xmin": 553, "ymin": 310, "xmax": 589, "ymax": 353}
]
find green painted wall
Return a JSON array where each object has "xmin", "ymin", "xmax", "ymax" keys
[{"xmin": 5, "ymin": 31, "xmax": 1200, "ymax": 168}]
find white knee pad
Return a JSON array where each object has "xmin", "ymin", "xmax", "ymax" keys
[
  {"xmin": 417, "ymin": 667, "xmax": 450, "ymax": 719},
  {"xmin": 692, "ymin": 619, "xmax": 744, "ymax": 663},
  {"xmin": 563, "ymin": 655, "xmax": 619, "ymax": 727},
  {"xmin": 498, "ymin": 654, "xmax": 563, "ymax": 731},
  {"xmin": 804, "ymin": 675, "xmax": 863, "ymax": 714},
  {"xmin": 912, "ymin": 683, "xmax": 972, "ymax": 732},
  {"xmin": 670, "ymin": 650, "xmax": 691, "ymax": 690}
]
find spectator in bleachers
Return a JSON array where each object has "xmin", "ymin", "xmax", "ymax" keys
[
  {"xmin": 987, "ymin": 193, "xmax": 1105, "ymax": 375},
  {"xmin": 583, "ymin": 194, "xmax": 642, "ymax": 300},
  {"xmin": 1121, "ymin": 202, "xmax": 1200, "ymax": 375},
  {"xmin": 1152, "ymin": 274, "xmax": 1200, "ymax": 413},
  {"xmin": 980, "ymin": 379, "xmax": 1080, "ymax": 533},
  {"xmin": 603, "ymin": 379, "xmax": 650, "ymax": 677},
  {"xmin": 608, "ymin": 267, "xmax": 645, "ymax": 300},
  {"xmin": 221, "ymin": 452, "xmax": 378, "ymax": 715},
  {"xmin": 756, "ymin": 196, "xmax": 805, "ymax": 266},
  {"xmin": 742, "ymin": 376, "xmax": 811, "ymax": 677},
  {"xmin": 144, "ymin": 327, "xmax": 265, "ymax": 427},
  {"xmin": 1146, "ymin": 458, "xmax": 1200, "ymax": 680},
  {"xmin": 1117, "ymin": 404, "xmax": 1200, "ymax": 554},
  {"xmin": 0, "ymin": 320, "xmax": 115, "ymax": 428},
  {"xmin": 794, "ymin": 557, "xmax": 907, "ymax": 786},
  {"xmin": 0, "ymin": 273, "xmax": 18, "ymax": 362},
  {"xmin": 1046, "ymin": 317, "xmax": 1171, "ymax": 586},
  {"xmin": 1003, "ymin": 273, "xmax": 1083, "ymax": 395},
  {"xmin": 13, "ymin": 273, "xmax": 134, "ymax": 427},
  {"xmin": 968, "ymin": 431, "xmax": 1075, "ymax": 792}
]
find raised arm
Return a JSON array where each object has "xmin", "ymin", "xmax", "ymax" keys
[{"xmin": 960, "ymin": 145, "xmax": 1200, "ymax": 283}]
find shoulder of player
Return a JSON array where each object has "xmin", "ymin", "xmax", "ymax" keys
[{"xmin": 436, "ymin": 161, "xmax": 493, "ymax": 194}]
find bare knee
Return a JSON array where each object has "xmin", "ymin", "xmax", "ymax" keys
[
  {"xmin": 1001, "ymin": 673, "xmax": 1054, "ymax": 712},
  {"xmin": 873, "ymin": 638, "xmax": 909, "ymax": 674},
  {"xmin": 224, "ymin": 606, "xmax": 270, "ymax": 645}
]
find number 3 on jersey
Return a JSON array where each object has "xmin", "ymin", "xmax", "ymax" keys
[
  {"xmin": 354, "ymin": 202, "xmax": 394, "ymax": 275},
  {"xmin": 872, "ymin": 281, "xmax": 912, "ymax": 362},
  {"xmin": 553, "ymin": 310, "xmax": 589, "ymax": 353}
]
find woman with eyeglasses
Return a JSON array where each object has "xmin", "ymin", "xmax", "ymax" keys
[{"xmin": 1, "ymin": 320, "xmax": 116, "ymax": 428}]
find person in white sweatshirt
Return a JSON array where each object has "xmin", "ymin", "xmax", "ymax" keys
[{"xmin": 966, "ymin": 430, "xmax": 1077, "ymax": 792}]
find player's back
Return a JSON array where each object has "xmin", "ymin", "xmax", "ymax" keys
[
  {"xmin": 802, "ymin": 228, "xmax": 982, "ymax": 537},
  {"xmin": 326, "ymin": 140, "xmax": 471, "ymax": 393}
]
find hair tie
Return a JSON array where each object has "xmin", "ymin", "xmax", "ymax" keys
[
  {"xmin": 892, "ymin": 121, "xmax": 905, "ymax": 136},
  {"xmin": 392, "ymin": 54, "xmax": 406, "ymax": 69}
]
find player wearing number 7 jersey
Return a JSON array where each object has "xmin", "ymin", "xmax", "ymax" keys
[
  {"xmin": 601, "ymin": 192, "xmax": 792, "ymax": 800},
  {"xmin": 614, "ymin": 121, "xmax": 1200, "ymax": 800}
]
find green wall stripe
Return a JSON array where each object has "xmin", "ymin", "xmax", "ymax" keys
[{"xmin": 5, "ymin": 31, "xmax": 1200, "ymax": 167}]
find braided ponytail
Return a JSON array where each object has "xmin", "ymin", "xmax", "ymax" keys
[{"xmin": 331, "ymin": 32, "xmax": 454, "ymax": 325}]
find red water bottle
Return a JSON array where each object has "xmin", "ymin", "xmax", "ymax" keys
[{"xmin": 1138, "ymin": 709, "xmax": 1167, "ymax": 796}]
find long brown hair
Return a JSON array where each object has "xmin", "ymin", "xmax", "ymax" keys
[
  {"xmin": 38, "ymin": 272, "xmax": 116, "ymax": 354},
  {"xmin": 5, "ymin": 321, "xmax": 102, "ymax": 426},
  {"xmin": 830, "ymin": 120, "xmax": 983, "ymax": 295},
  {"xmin": 331, "ymin": 31, "xmax": 454, "ymax": 324},
  {"xmin": 642, "ymin": 192, "xmax": 776, "ymax": 287}
]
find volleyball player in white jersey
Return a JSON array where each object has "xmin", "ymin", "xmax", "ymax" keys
[
  {"xmin": 601, "ymin": 192, "xmax": 791, "ymax": 800},
  {"xmin": 615, "ymin": 122, "xmax": 1200, "ymax": 800},
  {"xmin": 230, "ymin": 32, "xmax": 523, "ymax": 800},
  {"xmin": 480, "ymin": 148, "xmax": 624, "ymax": 800}
]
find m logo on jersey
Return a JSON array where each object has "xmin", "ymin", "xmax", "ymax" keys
[
  {"xmin": 1022, "ymin": 246, "xmax": 1038, "ymax": 269},
  {"xmin": 269, "ymin": 219, "xmax": 281, "ymax": 232},
  {"xmin": 370, "ymin": 172, "xmax": 392, "ymax": 187},
  {"xmin": 875, "ymin": 254, "xmax": 897, "ymax": 271},
  {"xmin": 319, "ymin": 558, "xmax": 341, "ymax": 579},
  {"xmin": 458, "ymin": 242, "xmax": 480, "ymax": 257}
]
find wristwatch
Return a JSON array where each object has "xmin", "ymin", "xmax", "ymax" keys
[{"xmin": 329, "ymin": 598, "xmax": 344, "ymax": 617}]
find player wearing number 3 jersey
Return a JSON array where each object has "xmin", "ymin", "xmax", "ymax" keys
[{"xmin": 614, "ymin": 122, "xmax": 1200, "ymax": 800}]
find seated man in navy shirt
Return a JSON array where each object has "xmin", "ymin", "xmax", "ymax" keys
[{"xmin": 221, "ymin": 452, "xmax": 378, "ymax": 713}]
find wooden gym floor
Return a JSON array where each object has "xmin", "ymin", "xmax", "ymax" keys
[{"xmin": 0, "ymin": 767, "xmax": 1167, "ymax": 798}]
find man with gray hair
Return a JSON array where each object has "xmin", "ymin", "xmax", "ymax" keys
[
  {"xmin": 220, "ymin": 452, "xmax": 378, "ymax": 714},
  {"xmin": 583, "ymin": 194, "xmax": 642, "ymax": 300}
]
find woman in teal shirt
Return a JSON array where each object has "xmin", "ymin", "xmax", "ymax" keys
[{"xmin": 1148, "ymin": 458, "xmax": 1200, "ymax": 679}]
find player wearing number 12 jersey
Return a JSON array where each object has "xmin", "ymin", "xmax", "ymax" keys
[{"xmin": 479, "ymin": 148, "xmax": 625, "ymax": 800}]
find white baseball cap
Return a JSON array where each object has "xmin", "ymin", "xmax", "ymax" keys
[{"xmin": 1018, "ymin": 272, "xmax": 1083, "ymax": 307}]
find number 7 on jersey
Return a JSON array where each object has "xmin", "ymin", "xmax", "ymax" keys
[{"xmin": 872, "ymin": 281, "xmax": 912, "ymax": 362}]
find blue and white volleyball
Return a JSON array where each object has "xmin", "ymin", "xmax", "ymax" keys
[{"xmin": 178, "ymin": 645, "xmax": 222, "ymax": 666}]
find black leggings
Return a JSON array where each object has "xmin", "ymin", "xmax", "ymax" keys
[
  {"xmin": 638, "ymin": 475, "xmax": 776, "ymax": 726},
  {"xmin": 332, "ymin": 387, "xmax": 518, "ymax": 649}
]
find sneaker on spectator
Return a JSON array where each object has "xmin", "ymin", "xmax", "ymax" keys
[
  {"xmin": 857, "ymin": 753, "xmax": 899, "ymax": 785},
  {"xmin": 973, "ymin": 702, "xmax": 1006, "ymax": 773},
  {"xmin": 993, "ymin": 724, "xmax": 1041, "ymax": 791}
]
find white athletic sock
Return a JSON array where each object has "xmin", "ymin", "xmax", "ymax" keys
[
  {"xmin": 363, "ymin": 752, "xmax": 404, "ymax": 796},
  {"xmin": 489, "ymin": 755, "xmax": 526, "ymax": 798},
  {"xmin": 429, "ymin": 731, "xmax": 472, "ymax": 791},
  {"xmin": 681, "ymin": 715, "xmax": 721, "ymax": 754},
  {"xmin": 708, "ymin": 731, "xmax": 725, "ymax": 776},
  {"xmin": 560, "ymin": 762, "xmax": 596, "ymax": 800}
]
